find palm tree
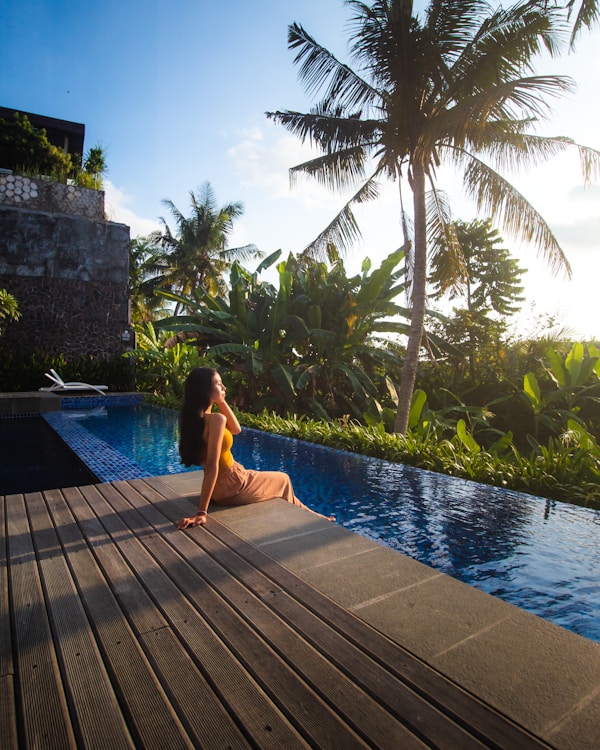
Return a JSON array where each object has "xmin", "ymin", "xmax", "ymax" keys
[
  {"xmin": 128, "ymin": 238, "xmax": 172, "ymax": 324},
  {"xmin": 267, "ymin": 0, "xmax": 600, "ymax": 433},
  {"xmin": 151, "ymin": 182, "xmax": 261, "ymax": 311},
  {"xmin": 565, "ymin": 0, "xmax": 599, "ymax": 46}
]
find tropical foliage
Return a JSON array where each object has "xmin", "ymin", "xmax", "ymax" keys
[
  {"xmin": 0, "ymin": 289, "xmax": 20, "ymax": 336},
  {"xmin": 267, "ymin": 0, "xmax": 600, "ymax": 433},
  {"xmin": 519, "ymin": 341, "xmax": 600, "ymax": 443},
  {"xmin": 0, "ymin": 112, "xmax": 72, "ymax": 176},
  {"xmin": 239, "ymin": 405, "xmax": 600, "ymax": 509},
  {"xmin": 0, "ymin": 112, "xmax": 108, "ymax": 188},
  {"xmin": 147, "ymin": 182, "xmax": 261, "ymax": 308},
  {"xmin": 123, "ymin": 323, "xmax": 204, "ymax": 401},
  {"xmin": 71, "ymin": 143, "xmax": 108, "ymax": 190},
  {"xmin": 135, "ymin": 248, "xmax": 428, "ymax": 419},
  {"xmin": 429, "ymin": 219, "xmax": 526, "ymax": 384}
]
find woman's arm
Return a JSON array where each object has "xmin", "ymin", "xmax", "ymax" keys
[
  {"xmin": 215, "ymin": 397, "xmax": 241, "ymax": 435},
  {"xmin": 177, "ymin": 413, "xmax": 225, "ymax": 529}
]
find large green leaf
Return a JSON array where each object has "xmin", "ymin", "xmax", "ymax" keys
[
  {"xmin": 408, "ymin": 389, "xmax": 427, "ymax": 430},
  {"xmin": 523, "ymin": 372, "xmax": 542, "ymax": 411},
  {"xmin": 456, "ymin": 419, "xmax": 481, "ymax": 454},
  {"xmin": 546, "ymin": 345, "xmax": 567, "ymax": 387},
  {"xmin": 356, "ymin": 247, "xmax": 405, "ymax": 303},
  {"xmin": 255, "ymin": 249, "xmax": 282, "ymax": 274},
  {"xmin": 565, "ymin": 342, "xmax": 585, "ymax": 386},
  {"xmin": 271, "ymin": 363, "xmax": 297, "ymax": 399}
]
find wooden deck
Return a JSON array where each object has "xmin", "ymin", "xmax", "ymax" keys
[{"xmin": 1, "ymin": 476, "xmax": 553, "ymax": 749}]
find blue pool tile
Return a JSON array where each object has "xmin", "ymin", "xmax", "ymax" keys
[{"xmin": 45, "ymin": 410, "xmax": 151, "ymax": 483}]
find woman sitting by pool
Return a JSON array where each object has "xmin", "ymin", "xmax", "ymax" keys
[{"xmin": 177, "ymin": 367, "xmax": 334, "ymax": 529}]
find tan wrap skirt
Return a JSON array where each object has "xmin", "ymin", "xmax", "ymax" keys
[{"xmin": 211, "ymin": 460, "xmax": 304, "ymax": 507}]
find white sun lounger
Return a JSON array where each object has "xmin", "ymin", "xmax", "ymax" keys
[{"xmin": 39, "ymin": 368, "xmax": 108, "ymax": 395}]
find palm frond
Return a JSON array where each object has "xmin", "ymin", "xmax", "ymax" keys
[
  {"xmin": 288, "ymin": 22, "xmax": 380, "ymax": 111},
  {"xmin": 300, "ymin": 173, "xmax": 381, "ymax": 261},
  {"xmin": 432, "ymin": 75, "xmax": 574, "ymax": 144},
  {"xmin": 266, "ymin": 106, "xmax": 381, "ymax": 152},
  {"xmin": 426, "ymin": 0, "xmax": 489, "ymax": 63},
  {"xmin": 575, "ymin": 141, "xmax": 600, "ymax": 185},
  {"xmin": 460, "ymin": 152, "xmax": 572, "ymax": 278},
  {"xmin": 446, "ymin": 1, "xmax": 567, "ymax": 97},
  {"xmin": 463, "ymin": 130, "xmax": 575, "ymax": 174},
  {"xmin": 567, "ymin": 0, "xmax": 600, "ymax": 46},
  {"xmin": 290, "ymin": 146, "xmax": 370, "ymax": 192},
  {"xmin": 425, "ymin": 186, "xmax": 467, "ymax": 298},
  {"xmin": 220, "ymin": 243, "xmax": 262, "ymax": 264}
]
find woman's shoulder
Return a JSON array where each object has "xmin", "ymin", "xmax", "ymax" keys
[
  {"xmin": 204, "ymin": 412, "xmax": 227, "ymax": 435},
  {"xmin": 206, "ymin": 412, "xmax": 226, "ymax": 425}
]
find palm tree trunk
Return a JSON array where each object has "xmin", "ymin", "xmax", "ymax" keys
[{"xmin": 394, "ymin": 161, "xmax": 427, "ymax": 434}]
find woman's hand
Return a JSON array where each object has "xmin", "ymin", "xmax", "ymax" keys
[{"xmin": 177, "ymin": 512, "xmax": 207, "ymax": 529}]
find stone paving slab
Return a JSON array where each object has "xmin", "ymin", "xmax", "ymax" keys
[
  {"xmin": 0, "ymin": 391, "xmax": 60, "ymax": 415},
  {"xmin": 160, "ymin": 470, "xmax": 600, "ymax": 750}
]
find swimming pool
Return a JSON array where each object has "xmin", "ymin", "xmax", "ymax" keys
[
  {"xmin": 46, "ymin": 401, "xmax": 600, "ymax": 643},
  {"xmin": 0, "ymin": 416, "xmax": 99, "ymax": 493}
]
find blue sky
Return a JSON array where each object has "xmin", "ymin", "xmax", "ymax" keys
[{"xmin": 2, "ymin": 0, "xmax": 599, "ymax": 338}]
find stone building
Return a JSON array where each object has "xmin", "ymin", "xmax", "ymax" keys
[{"xmin": 0, "ymin": 111, "xmax": 131, "ymax": 363}]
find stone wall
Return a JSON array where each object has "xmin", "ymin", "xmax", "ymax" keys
[
  {"xmin": 0, "ymin": 194, "xmax": 130, "ymax": 362},
  {"xmin": 0, "ymin": 173, "xmax": 104, "ymax": 220}
]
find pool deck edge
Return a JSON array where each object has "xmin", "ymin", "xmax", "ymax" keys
[{"xmin": 159, "ymin": 470, "xmax": 600, "ymax": 750}]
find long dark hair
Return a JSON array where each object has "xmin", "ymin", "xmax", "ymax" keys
[{"xmin": 179, "ymin": 367, "xmax": 217, "ymax": 466}]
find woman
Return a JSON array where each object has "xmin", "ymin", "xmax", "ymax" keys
[{"xmin": 177, "ymin": 367, "xmax": 333, "ymax": 529}]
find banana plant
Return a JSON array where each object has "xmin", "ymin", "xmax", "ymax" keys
[
  {"xmin": 125, "ymin": 322, "xmax": 204, "ymax": 397},
  {"xmin": 148, "ymin": 248, "xmax": 463, "ymax": 418},
  {"xmin": 521, "ymin": 343, "xmax": 600, "ymax": 441},
  {"xmin": 151, "ymin": 251, "xmax": 393, "ymax": 416}
]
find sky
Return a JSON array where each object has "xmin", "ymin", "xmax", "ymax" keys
[{"xmin": 1, "ymin": 0, "xmax": 599, "ymax": 339}]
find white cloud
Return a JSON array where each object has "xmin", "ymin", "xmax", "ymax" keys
[
  {"xmin": 227, "ymin": 123, "xmax": 351, "ymax": 209},
  {"xmin": 103, "ymin": 181, "xmax": 161, "ymax": 238}
]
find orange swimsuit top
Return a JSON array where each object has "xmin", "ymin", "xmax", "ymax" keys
[{"xmin": 218, "ymin": 427, "xmax": 234, "ymax": 471}]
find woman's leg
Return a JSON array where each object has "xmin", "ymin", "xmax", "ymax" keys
[{"xmin": 212, "ymin": 462, "xmax": 334, "ymax": 520}]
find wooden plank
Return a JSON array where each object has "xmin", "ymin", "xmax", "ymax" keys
[
  {"xmin": 78, "ymin": 483, "xmax": 310, "ymax": 750},
  {"xmin": 6, "ymin": 492, "xmax": 77, "ymax": 749},
  {"xmin": 144, "ymin": 476, "xmax": 554, "ymax": 750},
  {"xmin": 0, "ymin": 496, "xmax": 18, "ymax": 750},
  {"xmin": 56, "ymin": 484, "xmax": 249, "ymax": 750},
  {"xmin": 115, "ymin": 478, "xmax": 432, "ymax": 749},
  {"xmin": 45, "ymin": 490, "xmax": 192, "ymax": 748},
  {"xmin": 25, "ymin": 489, "xmax": 135, "ymax": 750},
  {"xmin": 0, "ymin": 675, "xmax": 18, "ymax": 750}
]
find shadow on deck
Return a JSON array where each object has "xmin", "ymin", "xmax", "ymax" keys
[{"xmin": 1, "ymin": 475, "xmax": 597, "ymax": 748}]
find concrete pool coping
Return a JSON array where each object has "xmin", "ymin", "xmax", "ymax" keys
[
  {"xmin": 160, "ymin": 469, "xmax": 600, "ymax": 750},
  {"xmin": 0, "ymin": 390, "xmax": 142, "ymax": 416}
]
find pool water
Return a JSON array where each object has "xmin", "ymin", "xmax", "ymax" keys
[
  {"xmin": 55, "ymin": 403, "xmax": 600, "ymax": 643},
  {"xmin": 0, "ymin": 416, "xmax": 99, "ymax": 494}
]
